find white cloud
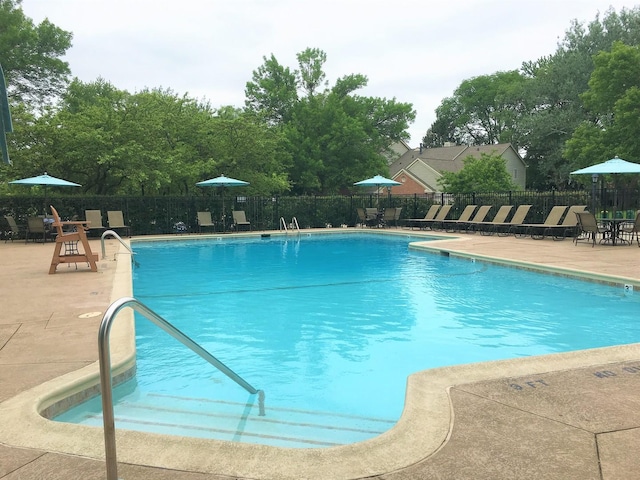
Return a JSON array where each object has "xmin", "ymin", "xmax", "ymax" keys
[{"xmin": 20, "ymin": 0, "xmax": 636, "ymax": 146}]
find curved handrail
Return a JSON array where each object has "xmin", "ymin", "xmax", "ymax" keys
[
  {"xmin": 98, "ymin": 296, "xmax": 265, "ymax": 480},
  {"xmin": 101, "ymin": 229, "xmax": 134, "ymax": 260}
]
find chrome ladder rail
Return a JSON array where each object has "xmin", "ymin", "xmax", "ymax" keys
[
  {"xmin": 101, "ymin": 230, "xmax": 135, "ymax": 260},
  {"xmin": 279, "ymin": 217, "xmax": 300, "ymax": 235},
  {"xmin": 98, "ymin": 296, "xmax": 265, "ymax": 480},
  {"xmin": 279, "ymin": 216, "xmax": 288, "ymax": 232}
]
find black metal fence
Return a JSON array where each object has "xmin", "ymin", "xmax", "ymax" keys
[{"xmin": 1, "ymin": 188, "xmax": 639, "ymax": 236}]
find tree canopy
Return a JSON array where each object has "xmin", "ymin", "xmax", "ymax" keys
[{"xmin": 437, "ymin": 153, "xmax": 521, "ymax": 193}]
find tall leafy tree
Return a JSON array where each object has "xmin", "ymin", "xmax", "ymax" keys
[
  {"xmin": 246, "ymin": 48, "xmax": 415, "ymax": 194},
  {"xmin": 424, "ymin": 71, "xmax": 528, "ymax": 148},
  {"xmin": 0, "ymin": 0, "xmax": 72, "ymax": 109},
  {"xmin": 565, "ymin": 42, "xmax": 640, "ymax": 188}
]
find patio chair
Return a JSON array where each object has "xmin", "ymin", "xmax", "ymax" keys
[
  {"xmin": 414, "ymin": 204, "xmax": 453, "ymax": 230},
  {"xmin": 84, "ymin": 209, "xmax": 106, "ymax": 237},
  {"xmin": 393, "ymin": 206, "xmax": 402, "ymax": 227},
  {"xmin": 25, "ymin": 216, "xmax": 52, "ymax": 243},
  {"xmin": 441, "ymin": 205, "xmax": 478, "ymax": 232},
  {"xmin": 458, "ymin": 205, "xmax": 493, "ymax": 233},
  {"xmin": 403, "ymin": 204, "xmax": 440, "ymax": 229},
  {"xmin": 356, "ymin": 208, "xmax": 367, "ymax": 227},
  {"xmin": 49, "ymin": 205, "xmax": 98, "ymax": 273},
  {"xmin": 512, "ymin": 206, "xmax": 567, "ymax": 239},
  {"xmin": 474, "ymin": 205, "xmax": 513, "ymax": 235},
  {"xmin": 620, "ymin": 211, "xmax": 640, "ymax": 247},
  {"xmin": 107, "ymin": 210, "xmax": 131, "ymax": 237},
  {"xmin": 493, "ymin": 204, "xmax": 532, "ymax": 236},
  {"xmin": 196, "ymin": 211, "xmax": 216, "ymax": 233},
  {"xmin": 232, "ymin": 210, "xmax": 251, "ymax": 231},
  {"xmin": 543, "ymin": 205, "xmax": 587, "ymax": 240},
  {"xmin": 381, "ymin": 207, "xmax": 396, "ymax": 227},
  {"xmin": 3, "ymin": 215, "xmax": 21, "ymax": 242},
  {"xmin": 574, "ymin": 211, "xmax": 609, "ymax": 247}
]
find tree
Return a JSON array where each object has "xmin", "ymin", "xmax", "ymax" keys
[
  {"xmin": 564, "ymin": 42, "xmax": 640, "ymax": 185},
  {"xmin": 437, "ymin": 153, "xmax": 520, "ymax": 193},
  {"xmin": 424, "ymin": 71, "xmax": 528, "ymax": 148},
  {"xmin": 0, "ymin": 0, "xmax": 72, "ymax": 109},
  {"xmin": 245, "ymin": 48, "xmax": 415, "ymax": 194}
]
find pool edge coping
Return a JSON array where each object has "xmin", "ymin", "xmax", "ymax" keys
[{"xmin": 0, "ymin": 229, "xmax": 639, "ymax": 479}]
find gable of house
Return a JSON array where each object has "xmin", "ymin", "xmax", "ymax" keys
[{"xmin": 389, "ymin": 143, "xmax": 526, "ymax": 193}]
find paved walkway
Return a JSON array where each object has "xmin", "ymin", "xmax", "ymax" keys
[{"xmin": 0, "ymin": 230, "xmax": 639, "ymax": 479}]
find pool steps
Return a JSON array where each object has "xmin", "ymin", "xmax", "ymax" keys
[{"xmin": 71, "ymin": 392, "xmax": 395, "ymax": 448}]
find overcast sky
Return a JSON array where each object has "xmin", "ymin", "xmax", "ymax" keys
[{"xmin": 20, "ymin": 0, "xmax": 638, "ymax": 146}]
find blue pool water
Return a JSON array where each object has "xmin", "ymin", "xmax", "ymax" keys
[{"xmin": 56, "ymin": 233, "xmax": 640, "ymax": 447}]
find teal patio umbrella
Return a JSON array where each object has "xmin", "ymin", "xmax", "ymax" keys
[
  {"xmin": 10, "ymin": 172, "xmax": 81, "ymax": 214},
  {"xmin": 354, "ymin": 174, "xmax": 401, "ymax": 207},
  {"xmin": 571, "ymin": 156, "xmax": 640, "ymax": 214},
  {"xmin": 196, "ymin": 174, "xmax": 250, "ymax": 231}
]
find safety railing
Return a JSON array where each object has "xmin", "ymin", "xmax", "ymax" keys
[
  {"xmin": 279, "ymin": 216, "xmax": 300, "ymax": 235},
  {"xmin": 98, "ymin": 296, "xmax": 265, "ymax": 480},
  {"xmin": 100, "ymin": 230, "xmax": 135, "ymax": 260}
]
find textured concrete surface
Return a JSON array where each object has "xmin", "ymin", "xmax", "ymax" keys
[{"xmin": 1, "ymin": 229, "xmax": 639, "ymax": 479}]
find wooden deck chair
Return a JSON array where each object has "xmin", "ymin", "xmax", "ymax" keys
[
  {"xmin": 49, "ymin": 205, "xmax": 98, "ymax": 274},
  {"xmin": 403, "ymin": 204, "xmax": 440, "ymax": 229},
  {"xmin": 476, "ymin": 205, "xmax": 513, "ymax": 235},
  {"xmin": 415, "ymin": 204, "xmax": 452, "ymax": 230},
  {"xmin": 232, "ymin": 210, "xmax": 251, "ymax": 231},
  {"xmin": 84, "ymin": 210, "xmax": 106, "ymax": 237},
  {"xmin": 513, "ymin": 206, "xmax": 568, "ymax": 239},
  {"xmin": 196, "ymin": 211, "xmax": 216, "ymax": 233},
  {"xmin": 441, "ymin": 205, "xmax": 478, "ymax": 232},
  {"xmin": 495, "ymin": 204, "xmax": 532, "ymax": 236},
  {"xmin": 107, "ymin": 211, "xmax": 131, "ymax": 237}
]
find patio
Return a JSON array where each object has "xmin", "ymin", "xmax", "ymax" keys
[{"xmin": 1, "ymin": 230, "xmax": 639, "ymax": 479}]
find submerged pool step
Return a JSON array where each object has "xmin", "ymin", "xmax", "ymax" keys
[{"xmin": 77, "ymin": 392, "xmax": 395, "ymax": 448}]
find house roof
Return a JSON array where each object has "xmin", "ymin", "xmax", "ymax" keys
[{"xmin": 389, "ymin": 143, "xmax": 525, "ymax": 193}]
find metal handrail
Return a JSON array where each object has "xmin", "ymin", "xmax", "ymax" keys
[
  {"xmin": 291, "ymin": 216, "xmax": 300, "ymax": 233},
  {"xmin": 279, "ymin": 216, "xmax": 288, "ymax": 232},
  {"xmin": 101, "ymin": 230, "xmax": 134, "ymax": 260},
  {"xmin": 98, "ymin": 296, "xmax": 265, "ymax": 480}
]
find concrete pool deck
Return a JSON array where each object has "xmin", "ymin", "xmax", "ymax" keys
[{"xmin": 1, "ymin": 229, "xmax": 640, "ymax": 479}]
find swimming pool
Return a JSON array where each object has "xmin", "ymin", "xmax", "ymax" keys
[{"xmin": 55, "ymin": 232, "xmax": 640, "ymax": 447}]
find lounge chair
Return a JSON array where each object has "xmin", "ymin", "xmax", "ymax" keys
[
  {"xmin": 512, "ymin": 206, "xmax": 568, "ymax": 239},
  {"xmin": 458, "ymin": 205, "xmax": 492, "ymax": 233},
  {"xmin": 381, "ymin": 207, "xmax": 396, "ymax": 227},
  {"xmin": 493, "ymin": 204, "xmax": 532, "ymax": 236},
  {"xmin": 107, "ymin": 210, "xmax": 131, "ymax": 237},
  {"xmin": 3, "ymin": 215, "xmax": 22, "ymax": 242},
  {"xmin": 414, "ymin": 204, "xmax": 453, "ymax": 230},
  {"xmin": 232, "ymin": 210, "xmax": 251, "ymax": 231},
  {"xmin": 574, "ymin": 211, "xmax": 609, "ymax": 247},
  {"xmin": 25, "ymin": 216, "xmax": 52, "ymax": 243},
  {"xmin": 543, "ymin": 205, "xmax": 587, "ymax": 240},
  {"xmin": 393, "ymin": 206, "xmax": 402, "ymax": 227},
  {"xmin": 84, "ymin": 210, "xmax": 106, "ymax": 237},
  {"xmin": 620, "ymin": 212, "xmax": 640, "ymax": 246},
  {"xmin": 49, "ymin": 205, "xmax": 98, "ymax": 273},
  {"xmin": 196, "ymin": 211, "xmax": 216, "ymax": 233},
  {"xmin": 403, "ymin": 204, "xmax": 440, "ymax": 229},
  {"xmin": 474, "ymin": 205, "xmax": 513, "ymax": 235},
  {"xmin": 441, "ymin": 205, "xmax": 478, "ymax": 232}
]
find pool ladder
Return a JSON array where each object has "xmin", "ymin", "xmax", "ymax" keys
[
  {"xmin": 279, "ymin": 216, "xmax": 300, "ymax": 235},
  {"xmin": 97, "ymin": 297, "xmax": 264, "ymax": 480},
  {"xmin": 100, "ymin": 230, "xmax": 138, "ymax": 266}
]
